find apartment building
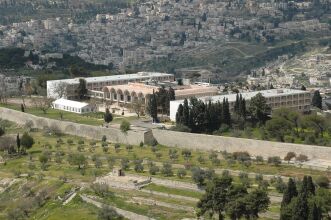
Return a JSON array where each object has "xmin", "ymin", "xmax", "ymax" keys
[
  {"xmin": 47, "ymin": 72, "xmax": 174, "ymax": 99},
  {"xmin": 169, "ymin": 89, "xmax": 312, "ymax": 121}
]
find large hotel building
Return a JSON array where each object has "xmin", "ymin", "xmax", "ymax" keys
[{"xmin": 169, "ymin": 89, "xmax": 312, "ymax": 121}]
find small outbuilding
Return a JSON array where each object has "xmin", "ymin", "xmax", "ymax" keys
[{"xmin": 52, "ymin": 98, "xmax": 95, "ymax": 114}]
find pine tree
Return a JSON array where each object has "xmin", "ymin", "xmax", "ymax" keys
[{"xmin": 312, "ymin": 90, "xmax": 322, "ymax": 109}]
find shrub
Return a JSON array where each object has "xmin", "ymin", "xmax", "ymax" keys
[
  {"xmin": 169, "ymin": 149, "xmax": 178, "ymax": 160},
  {"xmin": 212, "ymin": 158, "xmax": 221, "ymax": 166},
  {"xmin": 98, "ymin": 205, "xmax": 122, "ymax": 220},
  {"xmin": 120, "ymin": 120, "xmax": 130, "ymax": 133},
  {"xmin": 181, "ymin": 149, "xmax": 192, "ymax": 161},
  {"xmin": 255, "ymin": 173, "xmax": 263, "ymax": 183},
  {"xmin": 139, "ymin": 141, "xmax": 144, "ymax": 147},
  {"xmin": 126, "ymin": 145, "xmax": 133, "ymax": 152},
  {"xmin": 267, "ymin": 156, "xmax": 281, "ymax": 166},
  {"xmin": 149, "ymin": 164, "xmax": 159, "ymax": 175},
  {"xmin": 91, "ymin": 183, "xmax": 114, "ymax": 197},
  {"xmin": 114, "ymin": 143, "xmax": 120, "ymax": 152},
  {"xmin": 134, "ymin": 160, "xmax": 144, "ymax": 173},
  {"xmin": 161, "ymin": 162, "xmax": 173, "ymax": 177},
  {"xmin": 78, "ymin": 140, "xmax": 84, "ymax": 145},
  {"xmin": 274, "ymin": 177, "xmax": 286, "ymax": 193},
  {"xmin": 296, "ymin": 154, "xmax": 308, "ymax": 163},
  {"xmin": 121, "ymin": 158, "xmax": 130, "ymax": 170},
  {"xmin": 197, "ymin": 155, "xmax": 205, "ymax": 164},
  {"xmin": 209, "ymin": 151, "xmax": 218, "ymax": 160},
  {"xmin": 284, "ymin": 152, "xmax": 296, "ymax": 163},
  {"xmin": 258, "ymin": 180, "xmax": 270, "ymax": 190},
  {"xmin": 233, "ymin": 151, "xmax": 251, "ymax": 163},
  {"xmin": 255, "ymin": 155, "xmax": 264, "ymax": 164},
  {"xmin": 177, "ymin": 168, "xmax": 187, "ymax": 178},
  {"xmin": 171, "ymin": 124, "xmax": 191, "ymax": 132},
  {"xmin": 21, "ymin": 132, "xmax": 34, "ymax": 150},
  {"xmin": 315, "ymin": 176, "xmax": 330, "ymax": 188},
  {"xmin": 66, "ymin": 139, "xmax": 74, "ymax": 145},
  {"xmin": 94, "ymin": 158, "xmax": 103, "ymax": 168},
  {"xmin": 222, "ymin": 170, "xmax": 230, "ymax": 177},
  {"xmin": 102, "ymin": 135, "xmax": 107, "ymax": 142},
  {"xmin": 191, "ymin": 166, "xmax": 206, "ymax": 187},
  {"xmin": 205, "ymin": 169, "xmax": 215, "ymax": 180}
]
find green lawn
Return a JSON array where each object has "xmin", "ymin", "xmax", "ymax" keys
[
  {"xmin": 143, "ymin": 183, "xmax": 203, "ymax": 199},
  {"xmin": 0, "ymin": 103, "xmax": 138, "ymax": 126}
]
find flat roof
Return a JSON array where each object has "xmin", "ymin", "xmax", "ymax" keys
[
  {"xmin": 53, "ymin": 98, "xmax": 90, "ymax": 108},
  {"xmin": 47, "ymin": 72, "xmax": 173, "ymax": 84},
  {"xmin": 171, "ymin": 89, "xmax": 310, "ymax": 104}
]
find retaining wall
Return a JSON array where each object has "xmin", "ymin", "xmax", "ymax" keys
[
  {"xmin": 0, "ymin": 107, "xmax": 146, "ymax": 145},
  {"xmin": 2, "ymin": 107, "xmax": 331, "ymax": 161},
  {"xmin": 153, "ymin": 129, "xmax": 331, "ymax": 161}
]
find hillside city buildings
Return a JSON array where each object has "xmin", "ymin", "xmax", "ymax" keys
[{"xmin": 0, "ymin": 0, "xmax": 329, "ymax": 69}]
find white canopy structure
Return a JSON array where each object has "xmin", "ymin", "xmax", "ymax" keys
[{"xmin": 52, "ymin": 98, "xmax": 94, "ymax": 114}]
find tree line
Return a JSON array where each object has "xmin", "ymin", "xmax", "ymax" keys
[{"xmin": 175, "ymin": 93, "xmax": 270, "ymax": 133}]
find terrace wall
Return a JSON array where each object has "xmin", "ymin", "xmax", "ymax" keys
[
  {"xmin": 152, "ymin": 129, "xmax": 331, "ymax": 161},
  {"xmin": 0, "ymin": 107, "xmax": 146, "ymax": 145},
  {"xmin": 2, "ymin": 107, "xmax": 331, "ymax": 161}
]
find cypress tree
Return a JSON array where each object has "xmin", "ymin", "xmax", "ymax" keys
[
  {"xmin": 293, "ymin": 176, "xmax": 309, "ymax": 220},
  {"xmin": 168, "ymin": 87, "xmax": 176, "ymax": 101},
  {"xmin": 306, "ymin": 176, "xmax": 315, "ymax": 195},
  {"xmin": 241, "ymin": 98, "xmax": 246, "ymax": 119},
  {"xmin": 222, "ymin": 98, "xmax": 231, "ymax": 126},
  {"xmin": 309, "ymin": 202, "xmax": 322, "ymax": 220},
  {"xmin": 234, "ymin": 93, "xmax": 240, "ymax": 115},
  {"xmin": 301, "ymin": 176, "xmax": 308, "ymax": 196},
  {"xmin": 311, "ymin": 90, "xmax": 322, "ymax": 109},
  {"xmin": 293, "ymin": 189, "xmax": 309, "ymax": 220},
  {"xmin": 183, "ymin": 98, "xmax": 190, "ymax": 126},
  {"xmin": 16, "ymin": 134, "xmax": 21, "ymax": 154},
  {"xmin": 281, "ymin": 178, "xmax": 297, "ymax": 208},
  {"xmin": 150, "ymin": 91, "xmax": 158, "ymax": 123},
  {"xmin": 176, "ymin": 104, "xmax": 184, "ymax": 124}
]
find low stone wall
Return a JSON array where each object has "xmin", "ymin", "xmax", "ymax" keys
[
  {"xmin": 153, "ymin": 129, "xmax": 331, "ymax": 161},
  {"xmin": 0, "ymin": 107, "xmax": 146, "ymax": 145}
]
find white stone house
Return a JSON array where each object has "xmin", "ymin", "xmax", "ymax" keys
[{"xmin": 52, "ymin": 98, "xmax": 95, "ymax": 114}]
